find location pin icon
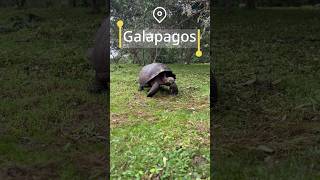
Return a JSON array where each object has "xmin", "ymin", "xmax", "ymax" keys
[{"xmin": 153, "ymin": 7, "xmax": 167, "ymax": 23}]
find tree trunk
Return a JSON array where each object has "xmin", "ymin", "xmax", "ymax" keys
[
  {"xmin": 129, "ymin": 49, "xmax": 139, "ymax": 64},
  {"xmin": 152, "ymin": 48, "xmax": 158, "ymax": 63},
  {"xmin": 184, "ymin": 49, "xmax": 193, "ymax": 64}
]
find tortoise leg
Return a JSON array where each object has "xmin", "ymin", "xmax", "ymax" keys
[
  {"xmin": 147, "ymin": 82, "xmax": 160, "ymax": 97},
  {"xmin": 138, "ymin": 85, "xmax": 144, "ymax": 91},
  {"xmin": 169, "ymin": 82, "xmax": 178, "ymax": 95}
]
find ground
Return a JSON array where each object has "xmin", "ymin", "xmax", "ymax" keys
[
  {"xmin": 110, "ymin": 64, "xmax": 210, "ymax": 179},
  {"xmin": 0, "ymin": 8, "xmax": 108, "ymax": 179},
  {"xmin": 213, "ymin": 8, "xmax": 320, "ymax": 179},
  {"xmin": 0, "ymin": 7, "xmax": 210, "ymax": 179},
  {"xmin": 1, "ymin": 6, "xmax": 320, "ymax": 180}
]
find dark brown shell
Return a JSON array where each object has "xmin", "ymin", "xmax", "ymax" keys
[{"xmin": 138, "ymin": 63, "xmax": 176, "ymax": 86}]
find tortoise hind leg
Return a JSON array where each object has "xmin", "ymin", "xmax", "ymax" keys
[{"xmin": 147, "ymin": 82, "xmax": 160, "ymax": 97}]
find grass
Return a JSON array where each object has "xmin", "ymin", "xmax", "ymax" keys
[
  {"xmin": 213, "ymin": 8, "xmax": 320, "ymax": 179},
  {"xmin": 110, "ymin": 64, "xmax": 210, "ymax": 179},
  {"xmin": 1, "ymin": 6, "xmax": 320, "ymax": 180},
  {"xmin": 0, "ymin": 7, "xmax": 210, "ymax": 179},
  {"xmin": 0, "ymin": 8, "xmax": 108, "ymax": 179}
]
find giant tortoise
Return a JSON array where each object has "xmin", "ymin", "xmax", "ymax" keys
[{"xmin": 138, "ymin": 63, "xmax": 178, "ymax": 97}]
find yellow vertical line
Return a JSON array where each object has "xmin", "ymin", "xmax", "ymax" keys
[
  {"xmin": 197, "ymin": 29, "xmax": 201, "ymax": 51},
  {"xmin": 118, "ymin": 27, "xmax": 122, "ymax": 48},
  {"xmin": 117, "ymin": 20, "xmax": 123, "ymax": 48},
  {"xmin": 195, "ymin": 29, "xmax": 202, "ymax": 57}
]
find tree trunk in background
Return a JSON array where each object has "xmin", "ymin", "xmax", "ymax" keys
[
  {"xmin": 91, "ymin": 0, "xmax": 100, "ymax": 13},
  {"xmin": 151, "ymin": 49, "xmax": 158, "ymax": 63},
  {"xmin": 246, "ymin": 0, "xmax": 256, "ymax": 9},
  {"xmin": 184, "ymin": 49, "xmax": 193, "ymax": 64},
  {"xmin": 129, "ymin": 49, "xmax": 139, "ymax": 64}
]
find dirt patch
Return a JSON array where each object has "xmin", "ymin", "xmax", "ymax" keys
[
  {"xmin": 187, "ymin": 120, "xmax": 210, "ymax": 134},
  {"xmin": 111, "ymin": 113, "xmax": 129, "ymax": 127},
  {"xmin": 214, "ymin": 108, "xmax": 320, "ymax": 159},
  {"xmin": 192, "ymin": 155, "xmax": 208, "ymax": 166},
  {"xmin": 185, "ymin": 120, "xmax": 210, "ymax": 145},
  {"xmin": 74, "ymin": 102, "xmax": 107, "ymax": 123},
  {"xmin": 72, "ymin": 152, "xmax": 107, "ymax": 179},
  {"xmin": 71, "ymin": 102, "xmax": 107, "ymax": 135},
  {"xmin": 111, "ymin": 111, "xmax": 159, "ymax": 128},
  {"xmin": 0, "ymin": 162, "xmax": 59, "ymax": 180},
  {"xmin": 170, "ymin": 99, "xmax": 209, "ymax": 112}
]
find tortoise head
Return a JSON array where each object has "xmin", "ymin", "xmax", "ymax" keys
[
  {"xmin": 169, "ymin": 82, "xmax": 178, "ymax": 95},
  {"xmin": 162, "ymin": 76, "xmax": 175, "ymax": 85}
]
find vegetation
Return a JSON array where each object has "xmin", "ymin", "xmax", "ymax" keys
[
  {"xmin": 1, "ymin": 1, "xmax": 320, "ymax": 179},
  {"xmin": 0, "ymin": 6, "xmax": 210, "ymax": 179},
  {"xmin": 110, "ymin": 64, "xmax": 210, "ymax": 179},
  {"xmin": 217, "ymin": 0, "xmax": 320, "ymax": 9},
  {"xmin": 109, "ymin": 1, "xmax": 210, "ymax": 178},
  {"xmin": 0, "ymin": 8, "xmax": 107, "ymax": 179},
  {"xmin": 110, "ymin": 0, "xmax": 210, "ymax": 64},
  {"xmin": 213, "ymin": 8, "xmax": 320, "ymax": 179}
]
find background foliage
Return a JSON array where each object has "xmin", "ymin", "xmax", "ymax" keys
[{"xmin": 110, "ymin": 0, "xmax": 210, "ymax": 64}]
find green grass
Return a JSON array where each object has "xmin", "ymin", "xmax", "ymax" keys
[
  {"xmin": 213, "ymin": 8, "xmax": 320, "ymax": 179},
  {"xmin": 110, "ymin": 64, "xmax": 210, "ymax": 179},
  {"xmin": 2, "ymin": 6, "xmax": 320, "ymax": 180},
  {"xmin": 0, "ymin": 8, "xmax": 107, "ymax": 179},
  {"xmin": 0, "ymin": 8, "xmax": 210, "ymax": 179}
]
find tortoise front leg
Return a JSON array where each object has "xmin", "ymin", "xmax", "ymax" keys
[
  {"xmin": 147, "ymin": 82, "xmax": 160, "ymax": 97},
  {"xmin": 169, "ymin": 82, "xmax": 178, "ymax": 95},
  {"xmin": 138, "ymin": 85, "xmax": 144, "ymax": 91}
]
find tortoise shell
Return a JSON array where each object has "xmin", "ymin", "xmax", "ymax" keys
[{"xmin": 138, "ymin": 63, "xmax": 176, "ymax": 86}]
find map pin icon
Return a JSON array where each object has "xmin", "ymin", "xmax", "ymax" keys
[{"xmin": 153, "ymin": 7, "xmax": 167, "ymax": 23}]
